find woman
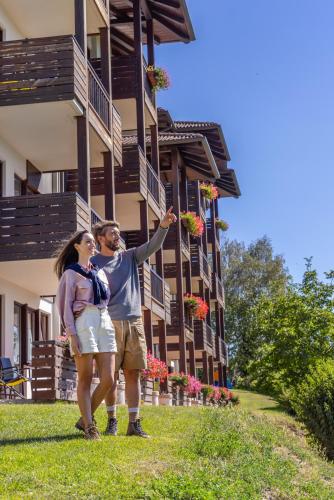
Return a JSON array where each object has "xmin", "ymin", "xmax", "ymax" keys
[{"xmin": 55, "ymin": 230, "xmax": 116, "ymax": 440}]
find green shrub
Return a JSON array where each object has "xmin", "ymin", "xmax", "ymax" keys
[{"xmin": 291, "ymin": 359, "xmax": 334, "ymax": 459}]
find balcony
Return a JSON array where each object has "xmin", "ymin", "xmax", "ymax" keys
[
  {"xmin": 115, "ymin": 145, "xmax": 166, "ymax": 219},
  {"xmin": 139, "ymin": 262, "xmax": 171, "ymax": 323},
  {"xmin": 206, "ymin": 218, "xmax": 220, "ymax": 247},
  {"xmin": 0, "ymin": 36, "xmax": 87, "ymax": 109},
  {"xmin": 0, "ymin": 192, "xmax": 90, "ymax": 295},
  {"xmin": 188, "ymin": 181, "xmax": 208, "ymax": 221},
  {"xmin": 112, "ymin": 105, "xmax": 123, "ymax": 166},
  {"xmin": 194, "ymin": 320, "xmax": 214, "ymax": 355},
  {"xmin": 211, "ymin": 273, "xmax": 225, "ymax": 307},
  {"xmin": 190, "ymin": 244, "xmax": 212, "ymax": 289},
  {"xmin": 111, "ymin": 55, "xmax": 154, "ymax": 104},
  {"xmin": 166, "ymin": 299, "xmax": 193, "ymax": 342},
  {"xmin": 88, "ymin": 61, "xmax": 110, "ymax": 131}
]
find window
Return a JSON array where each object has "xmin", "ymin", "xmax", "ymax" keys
[
  {"xmin": 13, "ymin": 303, "xmax": 22, "ymax": 366},
  {"xmin": 0, "ymin": 162, "xmax": 3, "ymax": 196},
  {"xmin": 26, "ymin": 309, "xmax": 35, "ymax": 364},
  {"xmin": 40, "ymin": 313, "xmax": 49, "ymax": 341},
  {"xmin": 14, "ymin": 175, "xmax": 23, "ymax": 196}
]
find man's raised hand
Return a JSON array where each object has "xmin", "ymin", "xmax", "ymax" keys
[{"xmin": 160, "ymin": 206, "xmax": 177, "ymax": 228}]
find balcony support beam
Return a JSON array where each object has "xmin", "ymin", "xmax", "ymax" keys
[
  {"xmin": 208, "ymin": 355, "xmax": 214, "ymax": 385},
  {"xmin": 100, "ymin": 26, "xmax": 112, "ymax": 95},
  {"xmin": 133, "ymin": 0, "xmax": 146, "ymax": 154},
  {"xmin": 217, "ymin": 362, "xmax": 223, "ymax": 387},
  {"xmin": 187, "ymin": 341, "xmax": 196, "ymax": 377},
  {"xmin": 202, "ymin": 351, "xmax": 209, "ymax": 384},
  {"xmin": 103, "ymin": 151, "xmax": 115, "ymax": 220},
  {"xmin": 77, "ymin": 115, "xmax": 90, "ymax": 203},
  {"xmin": 75, "ymin": 0, "xmax": 87, "ymax": 54},
  {"xmin": 172, "ymin": 148, "xmax": 187, "ymax": 373},
  {"xmin": 143, "ymin": 309, "xmax": 153, "ymax": 354}
]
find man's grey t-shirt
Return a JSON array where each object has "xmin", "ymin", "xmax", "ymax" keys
[{"xmin": 91, "ymin": 226, "xmax": 168, "ymax": 320}]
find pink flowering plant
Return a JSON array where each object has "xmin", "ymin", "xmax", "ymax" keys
[
  {"xmin": 142, "ymin": 353, "xmax": 168, "ymax": 382},
  {"xmin": 146, "ymin": 65, "xmax": 171, "ymax": 91},
  {"xmin": 56, "ymin": 335, "xmax": 70, "ymax": 349},
  {"xmin": 180, "ymin": 211, "xmax": 204, "ymax": 237},
  {"xmin": 200, "ymin": 182, "xmax": 218, "ymax": 201},
  {"xmin": 186, "ymin": 376, "xmax": 202, "ymax": 396}
]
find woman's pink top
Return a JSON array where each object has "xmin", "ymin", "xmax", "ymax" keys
[{"xmin": 56, "ymin": 268, "xmax": 110, "ymax": 336}]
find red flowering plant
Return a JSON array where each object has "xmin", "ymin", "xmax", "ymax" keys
[
  {"xmin": 146, "ymin": 65, "xmax": 171, "ymax": 91},
  {"xmin": 142, "ymin": 353, "xmax": 168, "ymax": 382},
  {"xmin": 215, "ymin": 219, "xmax": 229, "ymax": 232},
  {"xmin": 186, "ymin": 376, "xmax": 202, "ymax": 397},
  {"xmin": 184, "ymin": 294, "xmax": 209, "ymax": 321},
  {"xmin": 200, "ymin": 183, "xmax": 218, "ymax": 201},
  {"xmin": 56, "ymin": 335, "xmax": 70, "ymax": 349},
  {"xmin": 200, "ymin": 384, "xmax": 214, "ymax": 399},
  {"xmin": 180, "ymin": 211, "xmax": 204, "ymax": 237}
]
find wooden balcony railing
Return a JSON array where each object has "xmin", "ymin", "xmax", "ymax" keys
[
  {"xmin": 111, "ymin": 55, "xmax": 154, "ymax": 104},
  {"xmin": 206, "ymin": 218, "xmax": 220, "ymax": 244},
  {"xmin": 147, "ymin": 161, "xmax": 160, "ymax": 205},
  {"xmin": 150, "ymin": 267, "xmax": 164, "ymax": 305},
  {"xmin": 88, "ymin": 61, "xmax": 110, "ymax": 130},
  {"xmin": 206, "ymin": 324, "xmax": 213, "ymax": 347},
  {"xmin": 202, "ymin": 252, "xmax": 209, "ymax": 278},
  {"xmin": 112, "ymin": 105, "xmax": 122, "ymax": 165},
  {"xmin": 0, "ymin": 35, "xmax": 87, "ymax": 108},
  {"xmin": 0, "ymin": 193, "xmax": 90, "ymax": 262}
]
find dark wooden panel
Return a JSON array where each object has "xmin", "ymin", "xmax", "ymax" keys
[
  {"xmin": 0, "ymin": 35, "xmax": 87, "ymax": 107},
  {"xmin": 0, "ymin": 192, "xmax": 90, "ymax": 262}
]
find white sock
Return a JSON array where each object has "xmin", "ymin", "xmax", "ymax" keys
[{"xmin": 106, "ymin": 405, "xmax": 117, "ymax": 418}]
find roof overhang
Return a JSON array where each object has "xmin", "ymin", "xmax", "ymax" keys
[
  {"xmin": 215, "ymin": 169, "xmax": 241, "ymax": 198},
  {"xmin": 123, "ymin": 132, "xmax": 220, "ymax": 179},
  {"xmin": 110, "ymin": 0, "xmax": 195, "ymax": 45}
]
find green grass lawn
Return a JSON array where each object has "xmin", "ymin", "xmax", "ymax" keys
[{"xmin": 1, "ymin": 394, "xmax": 334, "ymax": 499}]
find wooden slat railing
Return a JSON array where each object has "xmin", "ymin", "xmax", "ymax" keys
[
  {"xmin": 88, "ymin": 60, "xmax": 110, "ymax": 130},
  {"xmin": 0, "ymin": 192, "xmax": 90, "ymax": 262},
  {"xmin": 0, "ymin": 35, "xmax": 87, "ymax": 107},
  {"xmin": 111, "ymin": 54, "xmax": 154, "ymax": 104},
  {"xmin": 146, "ymin": 160, "xmax": 160, "ymax": 205},
  {"xmin": 112, "ymin": 105, "xmax": 122, "ymax": 165},
  {"xmin": 150, "ymin": 268, "xmax": 164, "ymax": 305},
  {"xmin": 206, "ymin": 324, "xmax": 213, "ymax": 347}
]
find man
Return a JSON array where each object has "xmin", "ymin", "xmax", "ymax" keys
[{"xmin": 92, "ymin": 207, "xmax": 176, "ymax": 437}]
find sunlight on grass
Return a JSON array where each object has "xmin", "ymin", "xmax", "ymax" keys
[{"xmin": 1, "ymin": 398, "xmax": 334, "ymax": 499}]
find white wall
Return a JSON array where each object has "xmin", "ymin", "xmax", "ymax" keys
[
  {"xmin": 0, "ymin": 278, "xmax": 54, "ymax": 361},
  {"xmin": 0, "ymin": 5, "xmax": 23, "ymax": 40},
  {"xmin": 0, "ymin": 137, "xmax": 26, "ymax": 196}
]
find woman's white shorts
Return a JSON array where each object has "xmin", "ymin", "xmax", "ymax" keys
[{"xmin": 73, "ymin": 306, "xmax": 117, "ymax": 355}]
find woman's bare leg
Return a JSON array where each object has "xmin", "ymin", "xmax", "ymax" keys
[
  {"xmin": 74, "ymin": 354, "xmax": 94, "ymax": 428},
  {"xmin": 91, "ymin": 352, "xmax": 115, "ymax": 415}
]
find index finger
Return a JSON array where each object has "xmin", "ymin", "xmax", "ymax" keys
[{"xmin": 167, "ymin": 206, "xmax": 173, "ymax": 214}]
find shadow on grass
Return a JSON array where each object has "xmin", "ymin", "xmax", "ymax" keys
[
  {"xmin": 259, "ymin": 405, "xmax": 291, "ymax": 415},
  {"xmin": 0, "ymin": 433, "xmax": 80, "ymax": 446}
]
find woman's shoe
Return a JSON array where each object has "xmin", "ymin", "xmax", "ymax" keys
[
  {"xmin": 75, "ymin": 415, "xmax": 96, "ymax": 432},
  {"xmin": 84, "ymin": 424, "xmax": 101, "ymax": 440}
]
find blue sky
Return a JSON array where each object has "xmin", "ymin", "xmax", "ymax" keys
[{"xmin": 156, "ymin": 0, "xmax": 333, "ymax": 282}]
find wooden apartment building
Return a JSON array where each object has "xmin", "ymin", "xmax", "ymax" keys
[{"xmin": 0, "ymin": 0, "xmax": 239, "ymax": 395}]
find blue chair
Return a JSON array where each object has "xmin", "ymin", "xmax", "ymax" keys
[{"xmin": 0, "ymin": 357, "xmax": 29, "ymax": 399}]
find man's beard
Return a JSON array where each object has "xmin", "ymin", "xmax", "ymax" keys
[{"xmin": 106, "ymin": 240, "xmax": 120, "ymax": 251}]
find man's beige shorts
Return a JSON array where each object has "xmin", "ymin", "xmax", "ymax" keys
[{"xmin": 112, "ymin": 318, "xmax": 147, "ymax": 372}]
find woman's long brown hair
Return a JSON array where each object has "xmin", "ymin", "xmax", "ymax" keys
[{"xmin": 54, "ymin": 230, "xmax": 89, "ymax": 279}]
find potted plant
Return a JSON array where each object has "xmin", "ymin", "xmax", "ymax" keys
[
  {"xmin": 186, "ymin": 375, "xmax": 202, "ymax": 405},
  {"xmin": 215, "ymin": 219, "xmax": 229, "ymax": 232},
  {"xmin": 146, "ymin": 65, "xmax": 171, "ymax": 92},
  {"xmin": 200, "ymin": 183, "xmax": 218, "ymax": 201},
  {"xmin": 200, "ymin": 384, "xmax": 214, "ymax": 406},
  {"xmin": 180, "ymin": 211, "xmax": 204, "ymax": 237},
  {"xmin": 184, "ymin": 294, "xmax": 209, "ymax": 321},
  {"xmin": 169, "ymin": 373, "xmax": 189, "ymax": 406},
  {"xmin": 56, "ymin": 335, "xmax": 71, "ymax": 357},
  {"xmin": 141, "ymin": 353, "xmax": 168, "ymax": 405}
]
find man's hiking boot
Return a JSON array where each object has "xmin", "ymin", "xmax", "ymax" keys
[
  {"xmin": 105, "ymin": 417, "xmax": 118, "ymax": 436},
  {"xmin": 126, "ymin": 418, "xmax": 150, "ymax": 438}
]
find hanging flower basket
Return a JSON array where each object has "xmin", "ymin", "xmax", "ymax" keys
[
  {"xmin": 215, "ymin": 219, "xmax": 229, "ymax": 232},
  {"xmin": 168, "ymin": 372, "xmax": 189, "ymax": 388},
  {"xmin": 146, "ymin": 65, "xmax": 171, "ymax": 92},
  {"xmin": 200, "ymin": 182, "xmax": 218, "ymax": 201},
  {"xmin": 184, "ymin": 294, "xmax": 209, "ymax": 320},
  {"xmin": 180, "ymin": 211, "xmax": 204, "ymax": 237}
]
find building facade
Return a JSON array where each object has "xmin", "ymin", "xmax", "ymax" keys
[{"xmin": 0, "ymin": 0, "xmax": 239, "ymax": 395}]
